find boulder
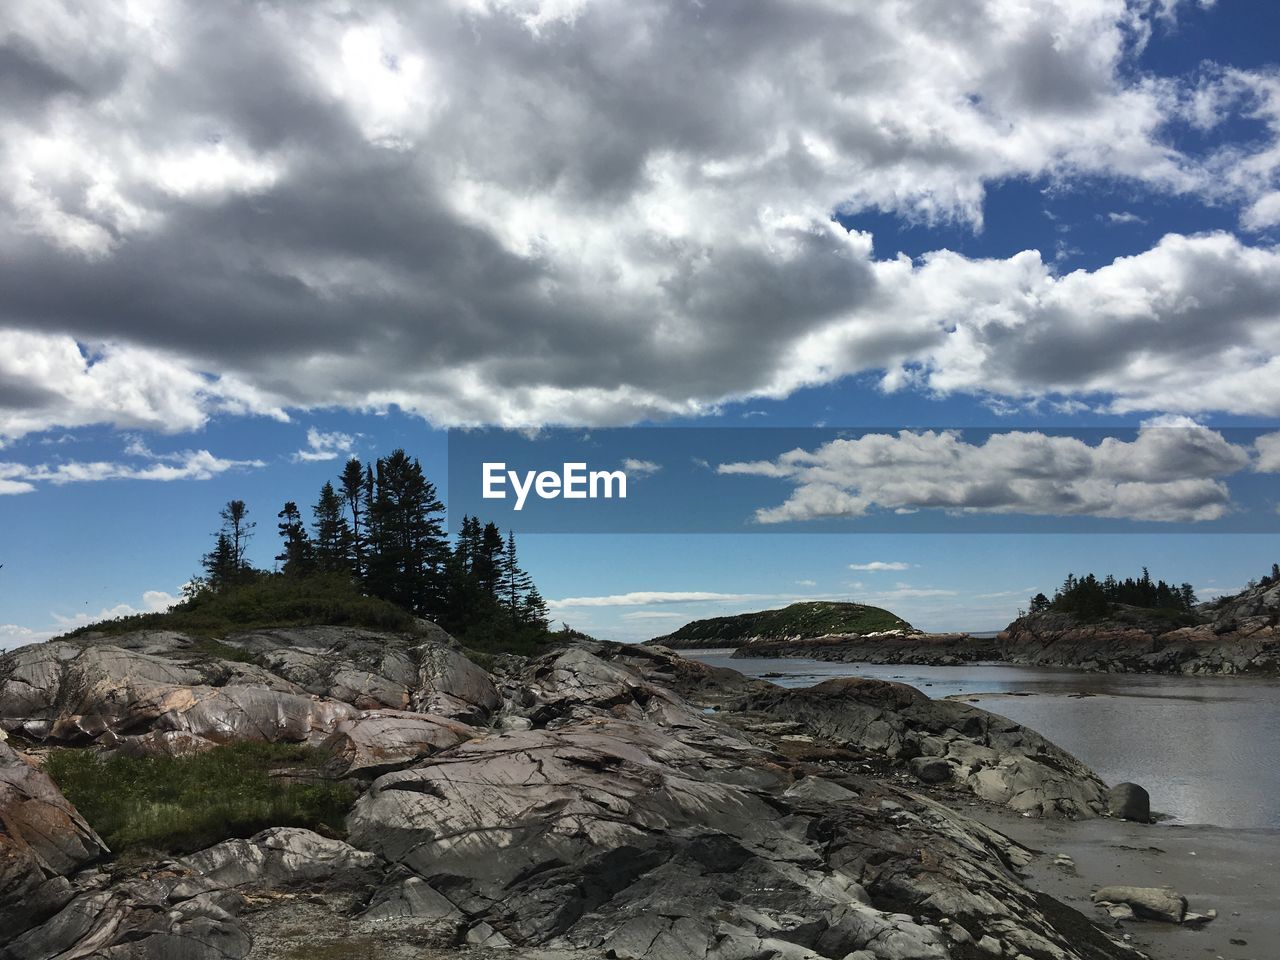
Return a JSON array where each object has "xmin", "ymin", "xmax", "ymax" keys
[
  {"xmin": 1092, "ymin": 886, "xmax": 1186, "ymax": 923},
  {"xmin": 178, "ymin": 827, "xmax": 384, "ymax": 890},
  {"xmin": 1106, "ymin": 783, "xmax": 1150, "ymax": 822},
  {"xmin": 909, "ymin": 756, "xmax": 954, "ymax": 784}
]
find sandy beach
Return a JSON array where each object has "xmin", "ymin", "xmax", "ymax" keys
[{"xmin": 972, "ymin": 807, "xmax": 1279, "ymax": 960}]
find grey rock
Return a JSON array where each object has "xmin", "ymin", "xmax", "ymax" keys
[
  {"xmin": 321, "ymin": 709, "xmax": 473, "ymax": 776},
  {"xmin": 1106, "ymin": 783, "xmax": 1150, "ymax": 822},
  {"xmin": 178, "ymin": 827, "xmax": 383, "ymax": 890},
  {"xmin": 348, "ymin": 707, "xmax": 1135, "ymax": 959},
  {"xmin": 909, "ymin": 757, "xmax": 954, "ymax": 784},
  {"xmin": 0, "ymin": 742, "xmax": 108, "ymax": 940},
  {"xmin": 1092, "ymin": 885, "xmax": 1186, "ymax": 923},
  {"xmin": 736, "ymin": 677, "xmax": 1108, "ymax": 817},
  {"xmin": 0, "ymin": 624, "xmax": 498, "ymax": 751}
]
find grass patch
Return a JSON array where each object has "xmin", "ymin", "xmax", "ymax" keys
[
  {"xmin": 45, "ymin": 741, "xmax": 356, "ymax": 856},
  {"xmin": 59, "ymin": 573, "xmax": 416, "ymax": 641},
  {"xmin": 653, "ymin": 601, "xmax": 912, "ymax": 647}
]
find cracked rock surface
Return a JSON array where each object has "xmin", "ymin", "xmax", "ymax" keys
[{"xmin": 1, "ymin": 631, "xmax": 1142, "ymax": 960}]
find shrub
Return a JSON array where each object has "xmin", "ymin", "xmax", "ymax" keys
[
  {"xmin": 45, "ymin": 741, "xmax": 356, "ymax": 856},
  {"xmin": 59, "ymin": 572, "xmax": 416, "ymax": 641}
]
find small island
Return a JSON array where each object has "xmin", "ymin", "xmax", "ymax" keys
[{"xmin": 651, "ymin": 567, "xmax": 1280, "ymax": 676}]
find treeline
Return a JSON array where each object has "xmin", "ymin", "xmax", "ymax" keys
[
  {"xmin": 1028, "ymin": 568, "xmax": 1197, "ymax": 620},
  {"xmin": 196, "ymin": 449, "xmax": 548, "ymax": 643}
]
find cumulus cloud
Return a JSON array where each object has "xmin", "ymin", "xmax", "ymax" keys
[
  {"xmin": 0, "ymin": 445, "xmax": 263, "ymax": 494},
  {"xmin": 849, "ymin": 561, "xmax": 911, "ymax": 571},
  {"xmin": 293, "ymin": 426, "xmax": 356, "ymax": 462},
  {"xmin": 0, "ymin": 0, "xmax": 1276, "ymax": 435},
  {"xmin": 1, "ymin": 588, "xmax": 183, "ymax": 649},
  {"xmin": 720, "ymin": 423, "xmax": 1254, "ymax": 523},
  {"xmin": 1256, "ymin": 432, "xmax": 1280, "ymax": 473}
]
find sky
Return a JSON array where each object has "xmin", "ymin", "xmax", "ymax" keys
[{"xmin": 2, "ymin": 0, "xmax": 1279, "ymax": 645}]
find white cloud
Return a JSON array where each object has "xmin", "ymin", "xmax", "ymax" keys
[
  {"xmin": 794, "ymin": 579, "xmax": 817, "ymax": 587},
  {"xmin": 1106, "ymin": 211, "xmax": 1146, "ymax": 225},
  {"xmin": 621, "ymin": 458, "xmax": 661, "ymax": 476},
  {"xmin": 1255, "ymin": 432, "xmax": 1280, "ymax": 473},
  {"xmin": 849, "ymin": 561, "xmax": 911, "ymax": 571},
  {"xmin": 293, "ymin": 427, "xmax": 356, "ymax": 462},
  {"xmin": 0, "ymin": 0, "xmax": 1276, "ymax": 435},
  {"xmin": 50, "ymin": 589, "xmax": 182, "ymax": 631},
  {"xmin": 1, "ymin": 588, "xmax": 183, "ymax": 649},
  {"xmin": 721, "ymin": 422, "xmax": 1253, "ymax": 524},
  {"xmin": 0, "ymin": 446, "xmax": 264, "ymax": 494},
  {"xmin": 858, "ymin": 586, "xmax": 960, "ymax": 601},
  {"xmin": 548, "ymin": 590, "xmax": 768, "ymax": 609}
]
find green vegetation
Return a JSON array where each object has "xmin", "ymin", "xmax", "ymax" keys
[
  {"xmin": 61, "ymin": 447, "xmax": 557, "ymax": 655},
  {"xmin": 1026, "ymin": 568, "xmax": 1198, "ymax": 623},
  {"xmin": 44, "ymin": 742, "xmax": 355, "ymax": 856},
  {"xmin": 653, "ymin": 601, "xmax": 911, "ymax": 647},
  {"xmin": 61, "ymin": 572, "xmax": 415, "ymax": 640}
]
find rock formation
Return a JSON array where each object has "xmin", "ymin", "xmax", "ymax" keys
[{"xmin": 0, "ymin": 628, "xmax": 1146, "ymax": 959}]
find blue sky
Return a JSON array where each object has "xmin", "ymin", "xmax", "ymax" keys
[{"xmin": 2, "ymin": 0, "xmax": 1279, "ymax": 644}]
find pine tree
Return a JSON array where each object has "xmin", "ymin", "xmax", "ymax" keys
[
  {"xmin": 522, "ymin": 585, "xmax": 550, "ymax": 630},
  {"xmin": 312, "ymin": 482, "xmax": 353, "ymax": 574},
  {"xmin": 219, "ymin": 500, "xmax": 255, "ymax": 575},
  {"xmin": 365, "ymin": 449, "xmax": 448, "ymax": 616},
  {"xmin": 339, "ymin": 458, "xmax": 367, "ymax": 580},
  {"xmin": 473, "ymin": 522, "xmax": 505, "ymax": 597},
  {"xmin": 276, "ymin": 501, "xmax": 314, "ymax": 576},
  {"xmin": 201, "ymin": 532, "xmax": 237, "ymax": 590},
  {"xmin": 501, "ymin": 530, "xmax": 534, "ymax": 626}
]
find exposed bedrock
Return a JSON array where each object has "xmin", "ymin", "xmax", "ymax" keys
[
  {"xmin": 0, "ymin": 632, "xmax": 1143, "ymax": 959},
  {"xmin": 0, "ymin": 627, "xmax": 499, "ymax": 754},
  {"xmin": 733, "ymin": 677, "xmax": 1109, "ymax": 818}
]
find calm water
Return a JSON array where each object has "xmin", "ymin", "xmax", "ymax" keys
[{"xmin": 690, "ymin": 651, "xmax": 1280, "ymax": 829}]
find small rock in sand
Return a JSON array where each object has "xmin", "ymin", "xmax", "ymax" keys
[{"xmin": 1092, "ymin": 885, "xmax": 1186, "ymax": 923}]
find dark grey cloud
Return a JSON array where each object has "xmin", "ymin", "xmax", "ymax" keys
[{"xmin": 0, "ymin": 0, "xmax": 1277, "ymax": 437}]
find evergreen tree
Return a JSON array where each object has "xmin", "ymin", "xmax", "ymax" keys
[
  {"xmin": 1028, "ymin": 592, "xmax": 1050, "ymax": 614},
  {"xmin": 473, "ymin": 522, "xmax": 505, "ymax": 597},
  {"xmin": 219, "ymin": 499, "xmax": 255, "ymax": 574},
  {"xmin": 312, "ymin": 482, "xmax": 353, "ymax": 574},
  {"xmin": 339, "ymin": 458, "xmax": 367, "ymax": 580},
  {"xmin": 501, "ymin": 530, "xmax": 534, "ymax": 626},
  {"xmin": 276, "ymin": 501, "xmax": 314, "ymax": 575},
  {"xmin": 365, "ymin": 449, "xmax": 448, "ymax": 616},
  {"xmin": 201, "ymin": 532, "xmax": 237, "ymax": 591},
  {"xmin": 522, "ymin": 585, "xmax": 550, "ymax": 630}
]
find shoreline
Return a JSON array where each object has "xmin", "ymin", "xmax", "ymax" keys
[
  {"xmin": 969, "ymin": 807, "xmax": 1279, "ymax": 960},
  {"xmin": 666, "ymin": 639, "xmax": 1280, "ymax": 678}
]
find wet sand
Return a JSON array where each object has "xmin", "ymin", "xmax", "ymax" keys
[{"xmin": 972, "ymin": 807, "xmax": 1279, "ymax": 960}]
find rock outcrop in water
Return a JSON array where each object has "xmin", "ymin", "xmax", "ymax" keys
[
  {"xmin": 996, "ymin": 591, "xmax": 1280, "ymax": 675},
  {"xmin": 702, "ymin": 578, "xmax": 1280, "ymax": 676},
  {"xmin": 0, "ymin": 627, "xmax": 1144, "ymax": 959},
  {"xmin": 732, "ymin": 677, "xmax": 1108, "ymax": 817}
]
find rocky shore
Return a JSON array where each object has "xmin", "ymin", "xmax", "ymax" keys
[
  {"xmin": 722, "ymin": 579, "xmax": 1280, "ymax": 677},
  {"xmin": 0, "ymin": 623, "xmax": 1229, "ymax": 959}
]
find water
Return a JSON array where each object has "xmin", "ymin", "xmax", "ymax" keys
[{"xmin": 689, "ymin": 651, "xmax": 1280, "ymax": 829}]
